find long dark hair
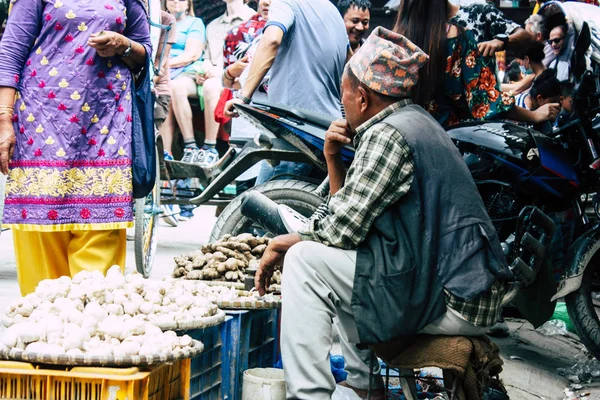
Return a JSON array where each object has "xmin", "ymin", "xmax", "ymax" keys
[{"xmin": 393, "ymin": 0, "xmax": 448, "ymax": 106}]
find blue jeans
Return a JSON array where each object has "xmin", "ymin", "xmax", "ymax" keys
[{"xmin": 255, "ymin": 161, "xmax": 313, "ymax": 185}]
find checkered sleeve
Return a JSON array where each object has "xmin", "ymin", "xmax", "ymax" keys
[
  {"xmin": 445, "ymin": 281, "xmax": 506, "ymax": 327},
  {"xmin": 299, "ymin": 123, "xmax": 414, "ymax": 249}
]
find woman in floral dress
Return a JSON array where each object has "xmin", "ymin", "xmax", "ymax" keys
[
  {"xmin": 393, "ymin": 0, "xmax": 560, "ymax": 128},
  {"xmin": 0, "ymin": 0, "xmax": 151, "ymax": 294}
]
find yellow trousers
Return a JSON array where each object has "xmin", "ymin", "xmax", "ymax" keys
[{"xmin": 13, "ymin": 229, "xmax": 126, "ymax": 296}]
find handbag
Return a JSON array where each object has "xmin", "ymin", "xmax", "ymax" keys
[{"xmin": 130, "ymin": 57, "xmax": 157, "ymax": 199}]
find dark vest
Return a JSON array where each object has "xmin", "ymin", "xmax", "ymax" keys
[{"xmin": 352, "ymin": 105, "xmax": 511, "ymax": 344}]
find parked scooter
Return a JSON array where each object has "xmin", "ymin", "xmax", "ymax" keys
[{"xmin": 221, "ymin": 71, "xmax": 600, "ymax": 360}]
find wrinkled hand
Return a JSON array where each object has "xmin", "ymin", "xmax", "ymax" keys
[
  {"xmin": 533, "ymin": 103, "xmax": 561, "ymax": 123},
  {"xmin": 88, "ymin": 31, "xmax": 127, "ymax": 58},
  {"xmin": 195, "ymin": 71, "xmax": 207, "ymax": 85},
  {"xmin": 324, "ymin": 119, "xmax": 352, "ymax": 157},
  {"xmin": 477, "ymin": 39, "xmax": 504, "ymax": 57},
  {"xmin": 227, "ymin": 56, "xmax": 249, "ymax": 79},
  {"xmin": 0, "ymin": 118, "xmax": 15, "ymax": 175},
  {"xmin": 224, "ymin": 98, "xmax": 244, "ymax": 118},
  {"xmin": 255, "ymin": 242, "xmax": 285, "ymax": 296}
]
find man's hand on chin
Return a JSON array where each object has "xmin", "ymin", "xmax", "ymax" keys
[{"xmin": 255, "ymin": 233, "xmax": 302, "ymax": 295}]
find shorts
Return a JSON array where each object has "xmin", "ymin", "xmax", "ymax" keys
[{"xmin": 154, "ymin": 94, "xmax": 171, "ymax": 129}]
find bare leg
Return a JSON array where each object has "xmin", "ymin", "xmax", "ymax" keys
[
  {"xmin": 170, "ymin": 75, "xmax": 198, "ymax": 144},
  {"xmin": 202, "ymin": 77, "xmax": 223, "ymax": 143},
  {"xmin": 160, "ymin": 103, "xmax": 177, "ymax": 155}
]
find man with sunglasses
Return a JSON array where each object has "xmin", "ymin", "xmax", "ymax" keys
[{"xmin": 547, "ymin": 25, "xmax": 571, "ymax": 81}]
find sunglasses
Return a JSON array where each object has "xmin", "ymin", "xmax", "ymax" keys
[{"xmin": 547, "ymin": 37, "xmax": 564, "ymax": 45}]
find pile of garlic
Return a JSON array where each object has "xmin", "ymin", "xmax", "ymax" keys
[
  {"xmin": 0, "ymin": 310, "xmax": 196, "ymax": 358},
  {"xmin": 0, "ymin": 267, "xmax": 234, "ymax": 356}
]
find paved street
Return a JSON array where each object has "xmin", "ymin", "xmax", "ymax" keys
[{"xmin": 0, "ymin": 204, "xmax": 599, "ymax": 399}]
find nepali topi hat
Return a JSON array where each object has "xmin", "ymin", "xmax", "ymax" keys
[{"xmin": 347, "ymin": 26, "xmax": 429, "ymax": 98}]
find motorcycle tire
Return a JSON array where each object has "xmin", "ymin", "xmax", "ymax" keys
[
  {"xmin": 566, "ymin": 260, "xmax": 600, "ymax": 360},
  {"xmin": 209, "ymin": 179, "xmax": 324, "ymax": 242}
]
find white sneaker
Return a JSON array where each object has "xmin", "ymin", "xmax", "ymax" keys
[{"xmin": 160, "ymin": 204, "xmax": 179, "ymax": 227}]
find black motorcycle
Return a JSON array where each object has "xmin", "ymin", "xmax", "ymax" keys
[{"xmin": 206, "ymin": 71, "xmax": 600, "ymax": 359}]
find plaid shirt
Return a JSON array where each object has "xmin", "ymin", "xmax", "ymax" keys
[
  {"xmin": 299, "ymin": 100, "xmax": 504, "ymax": 327},
  {"xmin": 299, "ymin": 100, "xmax": 415, "ymax": 249},
  {"xmin": 445, "ymin": 282, "xmax": 505, "ymax": 327},
  {"xmin": 223, "ymin": 14, "xmax": 266, "ymax": 68}
]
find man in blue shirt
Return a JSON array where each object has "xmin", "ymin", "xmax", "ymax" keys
[{"xmin": 223, "ymin": 0, "xmax": 349, "ymax": 184}]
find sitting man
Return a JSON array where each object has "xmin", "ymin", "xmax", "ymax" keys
[{"xmin": 255, "ymin": 27, "xmax": 512, "ymax": 399}]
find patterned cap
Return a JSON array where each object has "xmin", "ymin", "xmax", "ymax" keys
[{"xmin": 348, "ymin": 27, "xmax": 429, "ymax": 98}]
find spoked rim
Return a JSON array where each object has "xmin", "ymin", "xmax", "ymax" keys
[
  {"xmin": 134, "ymin": 156, "xmax": 160, "ymax": 278},
  {"xmin": 134, "ymin": 186, "xmax": 159, "ymax": 277}
]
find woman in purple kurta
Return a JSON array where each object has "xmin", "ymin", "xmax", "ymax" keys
[{"xmin": 0, "ymin": 0, "xmax": 151, "ymax": 294}]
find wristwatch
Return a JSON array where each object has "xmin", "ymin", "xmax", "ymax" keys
[
  {"xmin": 494, "ymin": 34, "xmax": 509, "ymax": 47},
  {"xmin": 235, "ymin": 91, "xmax": 252, "ymax": 104},
  {"xmin": 119, "ymin": 38, "xmax": 132, "ymax": 58}
]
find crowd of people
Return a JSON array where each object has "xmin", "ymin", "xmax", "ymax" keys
[
  {"xmin": 152, "ymin": 0, "xmax": 594, "ymax": 226},
  {"xmin": 0, "ymin": 0, "xmax": 599, "ymax": 398}
]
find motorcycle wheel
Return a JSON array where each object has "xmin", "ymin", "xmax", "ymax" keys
[
  {"xmin": 209, "ymin": 179, "xmax": 324, "ymax": 242},
  {"xmin": 566, "ymin": 256, "xmax": 600, "ymax": 360}
]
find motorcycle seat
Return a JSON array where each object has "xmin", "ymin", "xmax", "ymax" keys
[{"xmin": 252, "ymin": 100, "xmax": 335, "ymax": 130}]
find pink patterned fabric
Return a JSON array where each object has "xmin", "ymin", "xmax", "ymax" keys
[{"xmin": 0, "ymin": 0, "xmax": 151, "ymax": 229}]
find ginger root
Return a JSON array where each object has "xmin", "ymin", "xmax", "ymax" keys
[
  {"xmin": 251, "ymin": 244, "xmax": 267, "ymax": 256},
  {"xmin": 185, "ymin": 270, "xmax": 203, "ymax": 280}
]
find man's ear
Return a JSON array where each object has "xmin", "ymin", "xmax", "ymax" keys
[{"xmin": 357, "ymin": 86, "xmax": 369, "ymax": 113}]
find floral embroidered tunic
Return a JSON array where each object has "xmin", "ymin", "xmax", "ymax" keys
[
  {"xmin": 425, "ymin": 28, "xmax": 515, "ymax": 128},
  {"xmin": 0, "ymin": 0, "xmax": 151, "ymax": 231}
]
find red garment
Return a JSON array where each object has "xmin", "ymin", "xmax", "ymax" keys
[
  {"xmin": 215, "ymin": 88, "xmax": 234, "ymax": 141},
  {"xmin": 223, "ymin": 14, "xmax": 266, "ymax": 68}
]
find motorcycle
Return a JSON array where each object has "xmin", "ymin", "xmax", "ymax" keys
[{"xmin": 212, "ymin": 71, "xmax": 600, "ymax": 359}]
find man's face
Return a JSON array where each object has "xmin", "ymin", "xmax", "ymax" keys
[
  {"xmin": 344, "ymin": 6, "xmax": 370, "ymax": 48},
  {"xmin": 548, "ymin": 26, "xmax": 566, "ymax": 56},
  {"xmin": 341, "ymin": 72, "xmax": 361, "ymax": 132},
  {"xmin": 258, "ymin": 0, "xmax": 270, "ymax": 19},
  {"xmin": 561, "ymin": 95, "xmax": 573, "ymax": 113}
]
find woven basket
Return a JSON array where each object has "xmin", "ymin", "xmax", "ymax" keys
[
  {"xmin": 215, "ymin": 292, "xmax": 281, "ymax": 310},
  {"xmin": 151, "ymin": 309, "xmax": 226, "ymax": 331},
  {"xmin": 0, "ymin": 339, "xmax": 204, "ymax": 367}
]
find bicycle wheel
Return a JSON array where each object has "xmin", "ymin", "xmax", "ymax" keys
[{"xmin": 134, "ymin": 152, "xmax": 160, "ymax": 277}]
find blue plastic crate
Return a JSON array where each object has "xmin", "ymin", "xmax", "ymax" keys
[
  {"xmin": 185, "ymin": 317, "xmax": 232, "ymax": 400},
  {"xmin": 226, "ymin": 309, "xmax": 281, "ymax": 400}
]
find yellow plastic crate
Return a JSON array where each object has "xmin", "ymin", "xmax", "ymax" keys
[{"xmin": 0, "ymin": 358, "xmax": 191, "ymax": 400}]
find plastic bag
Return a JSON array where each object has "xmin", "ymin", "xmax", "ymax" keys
[
  {"xmin": 332, "ymin": 385, "xmax": 363, "ymax": 400},
  {"xmin": 552, "ymin": 303, "xmax": 576, "ymax": 333},
  {"xmin": 557, "ymin": 352, "xmax": 600, "ymax": 383},
  {"xmin": 537, "ymin": 319, "xmax": 569, "ymax": 336}
]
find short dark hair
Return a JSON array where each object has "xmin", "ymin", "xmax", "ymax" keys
[
  {"xmin": 560, "ymin": 81, "xmax": 575, "ymax": 98},
  {"xmin": 531, "ymin": 69, "xmax": 561, "ymax": 100},
  {"xmin": 506, "ymin": 61, "xmax": 522, "ymax": 83},
  {"xmin": 525, "ymin": 42, "xmax": 546, "ymax": 64},
  {"xmin": 337, "ymin": 0, "xmax": 371, "ymax": 17}
]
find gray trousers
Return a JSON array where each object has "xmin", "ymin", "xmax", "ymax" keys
[{"xmin": 281, "ymin": 241, "xmax": 486, "ymax": 400}]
